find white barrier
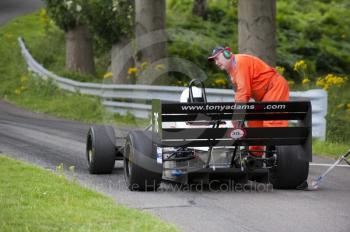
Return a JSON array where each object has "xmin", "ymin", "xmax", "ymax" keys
[{"xmin": 18, "ymin": 37, "xmax": 327, "ymax": 140}]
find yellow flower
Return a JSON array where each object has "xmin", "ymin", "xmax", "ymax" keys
[
  {"xmin": 214, "ymin": 79, "xmax": 227, "ymax": 86},
  {"xmin": 177, "ymin": 81, "xmax": 189, "ymax": 86},
  {"xmin": 293, "ymin": 60, "xmax": 307, "ymax": 72},
  {"xmin": 127, "ymin": 67, "xmax": 139, "ymax": 75},
  {"xmin": 20, "ymin": 75, "xmax": 28, "ymax": 83},
  {"xmin": 315, "ymin": 74, "xmax": 347, "ymax": 91},
  {"xmin": 276, "ymin": 66, "xmax": 285, "ymax": 75},
  {"xmin": 15, "ymin": 88, "xmax": 21, "ymax": 95},
  {"xmin": 39, "ymin": 8, "xmax": 49, "ymax": 26},
  {"xmin": 140, "ymin": 61, "xmax": 148, "ymax": 70},
  {"xmin": 39, "ymin": 8, "xmax": 47, "ymax": 17},
  {"xmin": 103, "ymin": 72, "xmax": 113, "ymax": 79},
  {"xmin": 5, "ymin": 33, "xmax": 13, "ymax": 39},
  {"xmin": 316, "ymin": 77, "xmax": 325, "ymax": 88},
  {"xmin": 56, "ymin": 163, "xmax": 64, "ymax": 173},
  {"xmin": 302, "ymin": 78, "xmax": 310, "ymax": 85},
  {"xmin": 324, "ymin": 74, "xmax": 346, "ymax": 87}
]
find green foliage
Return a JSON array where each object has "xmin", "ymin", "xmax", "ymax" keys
[
  {"xmin": 167, "ymin": 0, "xmax": 193, "ymax": 13},
  {"xmin": 28, "ymin": 11, "xmax": 109, "ymax": 83},
  {"xmin": 276, "ymin": 0, "xmax": 350, "ymax": 77},
  {"xmin": 167, "ymin": 0, "xmax": 237, "ymax": 88},
  {"xmin": 28, "ymin": 20, "xmax": 66, "ymax": 73},
  {"xmin": 58, "ymin": 70, "xmax": 101, "ymax": 83},
  {"xmin": 291, "ymin": 58, "xmax": 349, "ymax": 144},
  {"xmin": 84, "ymin": 0, "xmax": 134, "ymax": 48},
  {"xmin": 166, "ymin": 0, "xmax": 350, "ymax": 147},
  {"xmin": 327, "ymin": 116, "xmax": 350, "ymax": 143},
  {"xmin": 43, "ymin": 0, "xmax": 134, "ymax": 51},
  {"xmin": 41, "ymin": 0, "xmax": 349, "ymax": 88},
  {"xmin": 10, "ymin": 73, "xmax": 107, "ymax": 123},
  {"xmin": 206, "ymin": 5, "xmax": 227, "ymax": 23},
  {"xmin": 167, "ymin": 0, "xmax": 350, "ymax": 83},
  {"xmin": 325, "ymin": 82, "xmax": 350, "ymax": 143},
  {"xmin": 43, "ymin": 0, "xmax": 86, "ymax": 31},
  {"xmin": 41, "ymin": 0, "xmax": 134, "ymax": 78}
]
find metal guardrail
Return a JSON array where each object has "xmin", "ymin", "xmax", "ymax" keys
[{"xmin": 18, "ymin": 37, "xmax": 328, "ymax": 140}]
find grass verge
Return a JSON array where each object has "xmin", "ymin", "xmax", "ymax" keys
[
  {"xmin": 0, "ymin": 155, "xmax": 178, "ymax": 232},
  {"xmin": 313, "ymin": 140, "xmax": 349, "ymax": 159}
]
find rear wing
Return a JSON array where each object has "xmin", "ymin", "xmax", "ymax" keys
[{"xmin": 152, "ymin": 100, "xmax": 312, "ymax": 161}]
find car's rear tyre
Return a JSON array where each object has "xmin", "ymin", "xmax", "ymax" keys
[
  {"xmin": 86, "ymin": 125, "xmax": 116, "ymax": 174},
  {"xmin": 269, "ymin": 145, "xmax": 309, "ymax": 189},
  {"xmin": 124, "ymin": 131, "xmax": 162, "ymax": 191}
]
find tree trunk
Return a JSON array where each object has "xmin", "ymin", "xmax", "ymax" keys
[
  {"xmin": 238, "ymin": 0, "xmax": 276, "ymax": 67},
  {"xmin": 192, "ymin": 0, "xmax": 207, "ymax": 19},
  {"xmin": 111, "ymin": 38, "xmax": 134, "ymax": 84},
  {"xmin": 66, "ymin": 25, "xmax": 95, "ymax": 75},
  {"xmin": 135, "ymin": 0, "xmax": 167, "ymax": 85}
]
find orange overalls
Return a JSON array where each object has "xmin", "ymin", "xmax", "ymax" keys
[{"xmin": 228, "ymin": 54, "xmax": 290, "ymax": 155}]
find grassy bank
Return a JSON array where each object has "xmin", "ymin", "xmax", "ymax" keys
[
  {"xmin": 0, "ymin": 12, "xmax": 147, "ymax": 127},
  {"xmin": 0, "ymin": 155, "xmax": 178, "ymax": 232}
]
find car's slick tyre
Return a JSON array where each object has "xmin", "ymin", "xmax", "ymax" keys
[
  {"xmin": 124, "ymin": 131, "xmax": 162, "ymax": 191},
  {"xmin": 269, "ymin": 145, "xmax": 309, "ymax": 189},
  {"xmin": 86, "ymin": 125, "xmax": 116, "ymax": 174}
]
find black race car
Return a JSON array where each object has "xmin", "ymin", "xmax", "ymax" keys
[{"xmin": 86, "ymin": 80, "xmax": 311, "ymax": 191}]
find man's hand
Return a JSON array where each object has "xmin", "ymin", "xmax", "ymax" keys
[{"xmin": 232, "ymin": 120, "xmax": 244, "ymax": 128}]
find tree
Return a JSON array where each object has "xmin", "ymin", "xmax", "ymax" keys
[
  {"xmin": 135, "ymin": 0, "xmax": 167, "ymax": 85},
  {"xmin": 65, "ymin": 25, "xmax": 95, "ymax": 74},
  {"xmin": 44, "ymin": 0, "xmax": 95, "ymax": 75},
  {"xmin": 238, "ymin": 0, "xmax": 276, "ymax": 67},
  {"xmin": 192, "ymin": 0, "xmax": 207, "ymax": 19},
  {"xmin": 84, "ymin": 0, "xmax": 134, "ymax": 84}
]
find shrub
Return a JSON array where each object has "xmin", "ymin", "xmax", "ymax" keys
[{"xmin": 43, "ymin": 0, "xmax": 86, "ymax": 31}]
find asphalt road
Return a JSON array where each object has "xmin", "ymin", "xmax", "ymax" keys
[
  {"xmin": 0, "ymin": 0, "xmax": 44, "ymax": 26},
  {"xmin": 1, "ymin": 2, "xmax": 350, "ymax": 232},
  {"xmin": 0, "ymin": 100, "xmax": 350, "ymax": 232}
]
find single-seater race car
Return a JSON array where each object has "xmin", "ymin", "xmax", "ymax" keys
[{"xmin": 86, "ymin": 80, "xmax": 311, "ymax": 191}]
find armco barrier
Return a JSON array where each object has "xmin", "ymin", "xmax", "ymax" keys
[{"xmin": 18, "ymin": 37, "xmax": 327, "ymax": 140}]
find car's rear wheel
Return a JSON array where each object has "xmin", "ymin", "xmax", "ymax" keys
[
  {"xmin": 86, "ymin": 125, "xmax": 116, "ymax": 174},
  {"xmin": 124, "ymin": 131, "xmax": 162, "ymax": 191},
  {"xmin": 269, "ymin": 145, "xmax": 309, "ymax": 189}
]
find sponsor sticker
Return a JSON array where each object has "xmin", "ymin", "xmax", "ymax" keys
[
  {"xmin": 229, "ymin": 128, "xmax": 245, "ymax": 139},
  {"xmin": 156, "ymin": 147, "xmax": 162, "ymax": 164}
]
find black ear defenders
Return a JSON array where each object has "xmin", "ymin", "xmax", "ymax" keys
[{"xmin": 223, "ymin": 49, "xmax": 231, "ymax": 59}]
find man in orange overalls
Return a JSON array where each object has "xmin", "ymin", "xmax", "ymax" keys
[{"xmin": 208, "ymin": 46, "xmax": 290, "ymax": 156}]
